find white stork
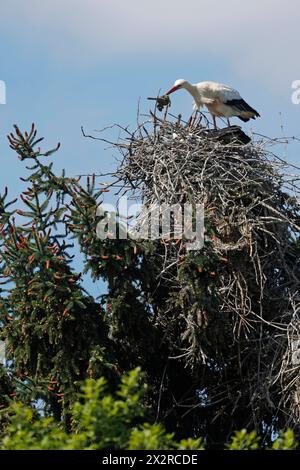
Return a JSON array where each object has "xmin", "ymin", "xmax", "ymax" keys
[{"xmin": 165, "ymin": 79, "xmax": 260, "ymax": 128}]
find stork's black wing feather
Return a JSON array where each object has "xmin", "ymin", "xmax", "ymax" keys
[{"xmin": 226, "ymin": 99, "xmax": 260, "ymax": 117}]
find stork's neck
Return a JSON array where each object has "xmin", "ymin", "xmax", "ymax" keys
[{"xmin": 182, "ymin": 81, "xmax": 199, "ymax": 101}]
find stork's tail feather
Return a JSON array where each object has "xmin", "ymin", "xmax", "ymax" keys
[
  {"xmin": 226, "ymin": 98, "xmax": 260, "ymax": 120},
  {"xmin": 238, "ymin": 116, "xmax": 250, "ymax": 122}
]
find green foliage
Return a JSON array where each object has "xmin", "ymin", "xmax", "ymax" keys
[
  {"xmin": 1, "ymin": 368, "xmax": 297, "ymax": 450},
  {"xmin": 1, "ymin": 125, "xmax": 119, "ymax": 425},
  {"xmin": 271, "ymin": 430, "xmax": 298, "ymax": 450},
  {"xmin": 226, "ymin": 429, "xmax": 260, "ymax": 450},
  {"xmin": 1, "ymin": 368, "xmax": 203, "ymax": 450},
  {"xmin": 127, "ymin": 424, "xmax": 176, "ymax": 450},
  {"xmin": 226, "ymin": 428, "xmax": 298, "ymax": 450},
  {"xmin": 0, "ymin": 405, "xmax": 67, "ymax": 450}
]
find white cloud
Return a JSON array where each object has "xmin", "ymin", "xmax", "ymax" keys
[{"xmin": 2, "ymin": 0, "xmax": 300, "ymax": 92}]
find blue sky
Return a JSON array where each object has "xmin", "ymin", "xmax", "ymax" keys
[{"xmin": 0, "ymin": 0, "xmax": 300, "ymax": 295}]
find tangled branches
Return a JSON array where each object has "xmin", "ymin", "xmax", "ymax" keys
[{"xmin": 88, "ymin": 114, "xmax": 300, "ymax": 433}]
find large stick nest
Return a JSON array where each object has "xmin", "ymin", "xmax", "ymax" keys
[{"xmin": 94, "ymin": 114, "xmax": 300, "ymax": 429}]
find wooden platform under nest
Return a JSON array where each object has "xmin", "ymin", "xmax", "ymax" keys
[{"xmin": 199, "ymin": 125, "xmax": 251, "ymax": 145}]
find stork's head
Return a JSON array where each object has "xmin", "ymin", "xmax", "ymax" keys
[{"xmin": 165, "ymin": 79, "xmax": 188, "ymax": 95}]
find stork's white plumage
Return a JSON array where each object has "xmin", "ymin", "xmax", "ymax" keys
[{"xmin": 165, "ymin": 79, "xmax": 260, "ymax": 128}]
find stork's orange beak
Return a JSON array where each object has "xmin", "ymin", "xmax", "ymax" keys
[{"xmin": 165, "ymin": 85, "xmax": 178, "ymax": 95}]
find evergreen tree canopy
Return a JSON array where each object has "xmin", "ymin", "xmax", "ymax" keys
[{"xmin": 0, "ymin": 120, "xmax": 299, "ymax": 448}]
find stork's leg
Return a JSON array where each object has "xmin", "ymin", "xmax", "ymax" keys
[
  {"xmin": 212, "ymin": 115, "xmax": 217, "ymax": 129},
  {"xmin": 227, "ymin": 118, "xmax": 231, "ymax": 127},
  {"xmin": 196, "ymin": 113, "xmax": 202, "ymax": 128},
  {"xmin": 188, "ymin": 110, "xmax": 197, "ymax": 128},
  {"xmin": 191, "ymin": 110, "xmax": 198, "ymax": 127}
]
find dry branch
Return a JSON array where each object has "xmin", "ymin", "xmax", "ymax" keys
[{"xmin": 88, "ymin": 113, "xmax": 300, "ymax": 430}]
